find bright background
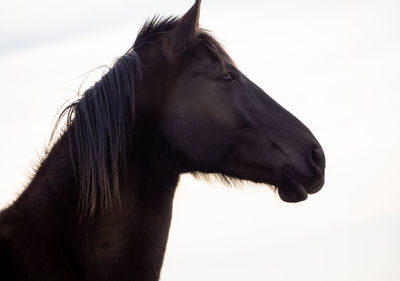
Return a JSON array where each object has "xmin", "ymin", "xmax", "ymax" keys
[{"xmin": 1, "ymin": 0, "xmax": 400, "ymax": 280}]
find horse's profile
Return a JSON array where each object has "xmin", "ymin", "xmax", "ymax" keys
[{"xmin": 0, "ymin": 1, "xmax": 325, "ymax": 280}]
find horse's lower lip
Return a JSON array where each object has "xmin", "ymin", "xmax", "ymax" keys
[{"xmin": 277, "ymin": 173, "xmax": 308, "ymax": 203}]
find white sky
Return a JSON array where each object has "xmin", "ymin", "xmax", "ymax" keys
[{"xmin": 1, "ymin": 0, "xmax": 400, "ymax": 280}]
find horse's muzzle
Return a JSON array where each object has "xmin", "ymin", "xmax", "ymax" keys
[{"xmin": 277, "ymin": 146, "xmax": 325, "ymax": 203}]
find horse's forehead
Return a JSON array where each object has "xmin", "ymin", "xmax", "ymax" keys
[{"xmin": 183, "ymin": 44, "xmax": 232, "ymax": 69}]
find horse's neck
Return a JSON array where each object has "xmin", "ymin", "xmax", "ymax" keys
[
  {"xmin": 4, "ymin": 133, "xmax": 180, "ymax": 281},
  {"xmin": 77, "ymin": 154, "xmax": 180, "ymax": 281},
  {"xmin": 11, "ymin": 133, "xmax": 77, "ymax": 220},
  {"xmin": 122, "ymin": 164, "xmax": 179, "ymax": 280}
]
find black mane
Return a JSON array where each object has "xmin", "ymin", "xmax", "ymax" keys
[
  {"xmin": 56, "ymin": 16, "xmax": 178, "ymax": 218},
  {"xmin": 59, "ymin": 52, "xmax": 139, "ymax": 218},
  {"xmin": 132, "ymin": 16, "xmax": 179, "ymax": 50}
]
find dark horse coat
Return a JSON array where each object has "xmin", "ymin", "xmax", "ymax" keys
[{"xmin": 0, "ymin": 1, "xmax": 325, "ymax": 280}]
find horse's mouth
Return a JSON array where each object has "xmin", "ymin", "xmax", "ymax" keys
[{"xmin": 276, "ymin": 171, "xmax": 324, "ymax": 203}]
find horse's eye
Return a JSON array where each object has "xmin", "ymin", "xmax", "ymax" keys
[{"xmin": 219, "ymin": 73, "xmax": 235, "ymax": 83}]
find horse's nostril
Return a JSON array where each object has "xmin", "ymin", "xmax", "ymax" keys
[{"xmin": 311, "ymin": 147, "xmax": 325, "ymax": 169}]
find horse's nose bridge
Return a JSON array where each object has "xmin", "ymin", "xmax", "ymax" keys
[{"xmin": 245, "ymin": 79, "xmax": 323, "ymax": 164}]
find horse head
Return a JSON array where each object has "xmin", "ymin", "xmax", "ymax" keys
[{"xmin": 133, "ymin": 0, "xmax": 325, "ymax": 203}]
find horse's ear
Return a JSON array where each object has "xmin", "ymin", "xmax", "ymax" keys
[{"xmin": 164, "ymin": 0, "xmax": 201, "ymax": 63}]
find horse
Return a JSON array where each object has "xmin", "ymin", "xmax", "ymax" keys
[{"xmin": 0, "ymin": 1, "xmax": 325, "ymax": 280}]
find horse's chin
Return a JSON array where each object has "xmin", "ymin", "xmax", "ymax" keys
[
  {"xmin": 276, "ymin": 173, "xmax": 309, "ymax": 203},
  {"xmin": 271, "ymin": 164, "xmax": 325, "ymax": 203}
]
